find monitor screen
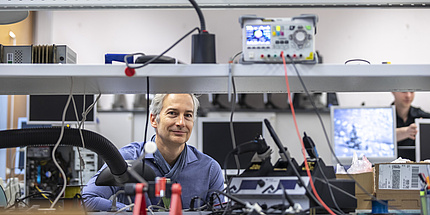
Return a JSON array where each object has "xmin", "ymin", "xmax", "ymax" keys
[
  {"xmin": 245, "ymin": 25, "xmax": 271, "ymax": 45},
  {"xmin": 415, "ymin": 118, "xmax": 430, "ymax": 161},
  {"xmin": 197, "ymin": 118, "xmax": 265, "ymax": 173},
  {"xmin": 330, "ymin": 106, "xmax": 397, "ymax": 165},
  {"xmin": 27, "ymin": 95, "xmax": 96, "ymax": 124}
]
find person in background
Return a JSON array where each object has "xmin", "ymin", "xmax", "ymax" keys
[
  {"xmin": 82, "ymin": 94, "xmax": 224, "ymax": 211},
  {"xmin": 392, "ymin": 92, "xmax": 430, "ymax": 161}
]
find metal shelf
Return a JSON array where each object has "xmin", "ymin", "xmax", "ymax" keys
[
  {"xmin": 0, "ymin": 64, "xmax": 429, "ymax": 95},
  {"xmin": 1, "ymin": 0, "xmax": 430, "ymax": 10}
]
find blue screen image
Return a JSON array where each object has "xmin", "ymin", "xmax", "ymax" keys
[
  {"xmin": 332, "ymin": 107, "xmax": 395, "ymax": 158},
  {"xmin": 246, "ymin": 25, "xmax": 271, "ymax": 45}
]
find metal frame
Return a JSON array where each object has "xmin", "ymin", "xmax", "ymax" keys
[
  {"xmin": 0, "ymin": 64, "xmax": 429, "ymax": 95},
  {"xmin": 1, "ymin": 0, "xmax": 430, "ymax": 10}
]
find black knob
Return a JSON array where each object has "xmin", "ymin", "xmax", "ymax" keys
[{"xmin": 257, "ymin": 179, "xmax": 265, "ymax": 187}]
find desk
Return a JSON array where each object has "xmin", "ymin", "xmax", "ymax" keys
[
  {"xmin": 89, "ymin": 212, "xmax": 210, "ymax": 215},
  {"xmin": 0, "ymin": 210, "xmax": 211, "ymax": 215}
]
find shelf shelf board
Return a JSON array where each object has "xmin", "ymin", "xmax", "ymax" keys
[
  {"xmin": 1, "ymin": 0, "xmax": 430, "ymax": 10},
  {"xmin": 0, "ymin": 63, "xmax": 429, "ymax": 95}
]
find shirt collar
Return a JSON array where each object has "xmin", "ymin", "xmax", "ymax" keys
[
  {"xmin": 144, "ymin": 135, "xmax": 198, "ymax": 165},
  {"xmin": 185, "ymin": 145, "xmax": 198, "ymax": 164}
]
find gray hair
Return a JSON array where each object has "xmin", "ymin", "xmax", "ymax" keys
[{"xmin": 149, "ymin": 94, "xmax": 200, "ymax": 123}]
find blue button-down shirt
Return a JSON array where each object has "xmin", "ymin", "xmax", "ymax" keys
[{"xmin": 82, "ymin": 141, "xmax": 224, "ymax": 211}]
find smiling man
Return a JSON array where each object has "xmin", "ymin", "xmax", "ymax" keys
[{"xmin": 82, "ymin": 94, "xmax": 224, "ymax": 211}]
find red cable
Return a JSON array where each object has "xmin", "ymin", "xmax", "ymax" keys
[{"xmin": 281, "ymin": 52, "xmax": 336, "ymax": 215}]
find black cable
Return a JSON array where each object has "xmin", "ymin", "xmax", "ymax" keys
[
  {"xmin": 227, "ymin": 52, "xmax": 243, "ymax": 178},
  {"xmin": 6, "ymin": 192, "xmax": 55, "ymax": 209},
  {"xmin": 192, "ymin": 184, "xmax": 226, "ymax": 213},
  {"xmin": 279, "ymin": 183, "xmax": 294, "ymax": 210},
  {"xmin": 226, "ymin": 52, "xmax": 315, "ymax": 214},
  {"xmin": 208, "ymin": 189, "xmax": 271, "ymax": 215},
  {"xmin": 344, "ymin": 59, "xmax": 371, "ymax": 64},
  {"xmin": 144, "ymin": 76, "xmax": 150, "ymax": 144},
  {"xmin": 289, "ymin": 59, "xmax": 405, "ymax": 213},
  {"xmin": 209, "ymin": 192, "xmax": 225, "ymax": 210},
  {"xmin": 125, "ymin": 27, "xmax": 200, "ymax": 70},
  {"xmin": 74, "ymin": 193, "xmax": 88, "ymax": 215},
  {"xmin": 11, "ymin": 190, "xmax": 21, "ymax": 207},
  {"xmin": 222, "ymin": 139, "xmax": 257, "ymax": 175},
  {"xmin": 189, "ymin": 196, "xmax": 206, "ymax": 211},
  {"xmin": 225, "ymin": 64, "xmax": 239, "ymax": 215},
  {"xmin": 229, "ymin": 75, "xmax": 241, "ymax": 175},
  {"xmin": 230, "ymin": 52, "xmax": 242, "ymax": 63},
  {"xmin": 280, "ymin": 184, "xmax": 286, "ymax": 215},
  {"xmin": 223, "ymin": 150, "xmax": 234, "ymax": 215},
  {"xmin": 9, "ymin": 198, "xmax": 29, "ymax": 209},
  {"xmin": 313, "ymin": 177, "xmax": 356, "ymax": 199},
  {"xmin": 265, "ymin": 117, "xmax": 325, "ymax": 212},
  {"xmin": 288, "ymin": 60, "xmax": 345, "ymax": 214},
  {"xmin": 128, "ymin": 77, "xmax": 151, "ymax": 181},
  {"xmin": 208, "ymin": 189, "xmax": 247, "ymax": 207},
  {"xmin": 228, "ymin": 88, "xmax": 240, "ymax": 177},
  {"xmin": 188, "ymin": 0, "xmax": 206, "ymax": 31}
]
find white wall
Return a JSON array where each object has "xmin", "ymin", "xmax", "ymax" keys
[
  {"xmin": 35, "ymin": 8, "xmax": 430, "ymax": 65},
  {"xmin": 33, "ymin": 8, "xmax": 430, "ymax": 111},
  {"xmin": 32, "ymin": 7, "xmax": 430, "ymax": 165}
]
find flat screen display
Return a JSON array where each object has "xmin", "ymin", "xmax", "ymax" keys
[
  {"xmin": 27, "ymin": 95, "xmax": 95, "ymax": 124},
  {"xmin": 197, "ymin": 118, "xmax": 264, "ymax": 171},
  {"xmin": 331, "ymin": 106, "xmax": 397, "ymax": 164},
  {"xmin": 245, "ymin": 25, "xmax": 271, "ymax": 45},
  {"xmin": 415, "ymin": 118, "xmax": 430, "ymax": 161}
]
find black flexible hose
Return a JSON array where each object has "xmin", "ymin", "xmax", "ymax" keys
[
  {"xmin": 188, "ymin": 0, "xmax": 206, "ymax": 31},
  {"xmin": 0, "ymin": 127, "xmax": 128, "ymax": 176}
]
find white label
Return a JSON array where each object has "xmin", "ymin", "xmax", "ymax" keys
[{"xmin": 378, "ymin": 164, "xmax": 426, "ymax": 190}]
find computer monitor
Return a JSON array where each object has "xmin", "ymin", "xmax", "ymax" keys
[
  {"xmin": 330, "ymin": 106, "xmax": 397, "ymax": 165},
  {"xmin": 415, "ymin": 118, "xmax": 430, "ymax": 161},
  {"xmin": 27, "ymin": 95, "xmax": 96, "ymax": 124},
  {"xmin": 197, "ymin": 117, "xmax": 265, "ymax": 175}
]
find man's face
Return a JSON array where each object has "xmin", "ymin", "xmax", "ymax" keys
[
  {"xmin": 392, "ymin": 92, "xmax": 415, "ymax": 107},
  {"xmin": 151, "ymin": 94, "xmax": 195, "ymax": 146}
]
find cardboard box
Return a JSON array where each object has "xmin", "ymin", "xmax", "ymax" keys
[
  {"xmin": 375, "ymin": 163, "xmax": 429, "ymax": 209},
  {"xmin": 356, "ymin": 194, "xmax": 373, "ymax": 210},
  {"xmin": 375, "ymin": 190, "xmax": 421, "ymax": 209},
  {"xmin": 375, "ymin": 163, "xmax": 429, "ymax": 191},
  {"xmin": 336, "ymin": 171, "xmax": 374, "ymax": 195},
  {"xmin": 336, "ymin": 172, "xmax": 375, "ymax": 210}
]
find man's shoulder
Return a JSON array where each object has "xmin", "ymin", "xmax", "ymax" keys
[
  {"xmin": 121, "ymin": 141, "xmax": 144, "ymax": 150},
  {"xmin": 119, "ymin": 141, "xmax": 144, "ymax": 159},
  {"xmin": 411, "ymin": 106, "xmax": 430, "ymax": 118},
  {"xmin": 186, "ymin": 144, "xmax": 219, "ymax": 164},
  {"xmin": 186, "ymin": 144, "xmax": 208, "ymax": 158},
  {"xmin": 185, "ymin": 145, "xmax": 224, "ymax": 183}
]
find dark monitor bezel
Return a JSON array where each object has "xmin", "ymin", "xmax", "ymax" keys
[
  {"xmin": 415, "ymin": 118, "xmax": 430, "ymax": 162},
  {"xmin": 26, "ymin": 94, "xmax": 96, "ymax": 125},
  {"xmin": 197, "ymin": 117, "xmax": 266, "ymax": 174}
]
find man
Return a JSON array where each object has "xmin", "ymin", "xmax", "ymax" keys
[
  {"xmin": 82, "ymin": 94, "xmax": 224, "ymax": 211},
  {"xmin": 393, "ymin": 92, "xmax": 430, "ymax": 161}
]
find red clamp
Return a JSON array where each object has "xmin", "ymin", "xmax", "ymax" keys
[
  {"xmin": 155, "ymin": 177, "xmax": 167, "ymax": 197},
  {"xmin": 133, "ymin": 183, "xmax": 147, "ymax": 215},
  {"xmin": 169, "ymin": 183, "xmax": 182, "ymax": 215}
]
